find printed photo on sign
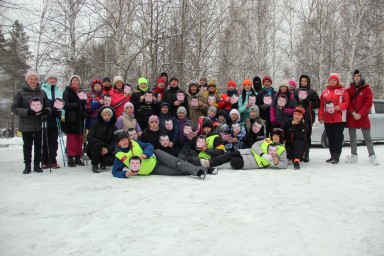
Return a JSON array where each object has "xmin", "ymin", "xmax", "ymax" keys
[
  {"xmin": 77, "ymin": 90, "xmax": 87, "ymax": 100},
  {"xmin": 263, "ymin": 95, "xmax": 272, "ymax": 105},
  {"xmin": 196, "ymin": 136, "xmax": 206, "ymax": 150},
  {"xmin": 176, "ymin": 92, "xmax": 185, "ymax": 103},
  {"xmin": 230, "ymin": 95, "xmax": 239, "ymax": 104},
  {"xmin": 29, "ymin": 98, "xmax": 43, "ymax": 112},
  {"xmin": 325, "ymin": 101, "xmax": 335, "ymax": 114},
  {"xmin": 54, "ymin": 98, "xmax": 65, "ymax": 110}
]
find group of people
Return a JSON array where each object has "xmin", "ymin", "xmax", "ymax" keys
[{"xmin": 11, "ymin": 69, "xmax": 379, "ymax": 178}]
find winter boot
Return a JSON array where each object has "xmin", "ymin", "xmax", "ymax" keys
[
  {"xmin": 100, "ymin": 160, "xmax": 106, "ymax": 170},
  {"xmin": 303, "ymin": 151, "xmax": 310, "ymax": 163},
  {"xmin": 326, "ymin": 152, "xmax": 334, "ymax": 163},
  {"xmin": 197, "ymin": 169, "xmax": 207, "ymax": 180},
  {"xmin": 207, "ymin": 167, "xmax": 218, "ymax": 175},
  {"xmin": 331, "ymin": 153, "xmax": 340, "ymax": 164},
  {"xmin": 369, "ymin": 155, "xmax": 379, "ymax": 165},
  {"xmin": 293, "ymin": 161, "xmax": 300, "ymax": 170},
  {"xmin": 75, "ymin": 156, "xmax": 85, "ymax": 166},
  {"xmin": 68, "ymin": 157, "xmax": 76, "ymax": 167},
  {"xmin": 92, "ymin": 165, "xmax": 101, "ymax": 173},
  {"xmin": 345, "ymin": 154, "xmax": 358, "ymax": 163},
  {"xmin": 34, "ymin": 162, "xmax": 43, "ymax": 173},
  {"xmin": 23, "ymin": 163, "xmax": 31, "ymax": 174}
]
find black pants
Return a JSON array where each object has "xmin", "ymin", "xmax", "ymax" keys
[
  {"xmin": 210, "ymin": 151, "xmax": 244, "ymax": 169},
  {"xmin": 285, "ymin": 140, "xmax": 307, "ymax": 161},
  {"xmin": 42, "ymin": 126, "xmax": 59, "ymax": 164},
  {"xmin": 87, "ymin": 142, "xmax": 115, "ymax": 166},
  {"xmin": 22, "ymin": 131, "xmax": 42, "ymax": 165},
  {"xmin": 324, "ymin": 122, "xmax": 345, "ymax": 155}
]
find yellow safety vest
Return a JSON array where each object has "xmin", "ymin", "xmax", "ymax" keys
[
  {"xmin": 251, "ymin": 138, "xmax": 286, "ymax": 168},
  {"xmin": 198, "ymin": 135, "xmax": 219, "ymax": 160},
  {"xmin": 115, "ymin": 140, "xmax": 157, "ymax": 175}
]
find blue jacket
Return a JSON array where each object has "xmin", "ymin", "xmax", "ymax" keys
[{"xmin": 111, "ymin": 140, "xmax": 154, "ymax": 178}]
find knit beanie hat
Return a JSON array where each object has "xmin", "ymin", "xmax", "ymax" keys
[
  {"xmin": 100, "ymin": 107, "xmax": 113, "ymax": 116},
  {"xmin": 250, "ymin": 105, "xmax": 259, "ymax": 113},
  {"xmin": 25, "ymin": 70, "xmax": 39, "ymax": 82},
  {"xmin": 124, "ymin": 102, "xmax": 134, "ymax": 110},
  {"xmin": 229, "ymin": 109, "xmax": 240, "ymax": 117},
  {"xmin": 227, "ymin": 80, "xmax": 237, "ymax": 88},
  {"xmin": 157, "ymin": 77, "xmax": 166, "ymax": 85},
  {"xmin": 160, "ymin": 102, "xmax": 170, "ymax": 108},
  {"xmin": 328, "ymin": 73, "xmax": 340, "ymax": 83},
  {"xmin": 138, "ymin": 77, "xmax": 148, "ymax": 85},
  {"xmin": 102, "ymin": 77, "xmax": 111, "ymax": 83},
  {"xmin": 44, "ymin": 72, "xmax": 57, "ymax": 82},
  {"xmin": 148, "ymin": 115, "xmax": 159, "ymax": 123},
  {"xmin": 217, "ymin": 110, "xmax": 227, "ymax": 118},
  {"xmin": 289, "ymin": 79, "xmax": 297, "ymax": 89},
  {"xmin": 294, "ymin": 105, "xmax": 306, "ymax": 116},
  {"xmin": 169, "ymin": 77, "xmax": 179, "ymax": 83},
  {"xmin": 242, "ymin": 80, "xmax": 252, "ymax": 87},
  {"xmin": 176, "ymin": 106, "xmax": 187, "ymax": 115},
  {"xmin": 208, "ymin": 79, "xmax": 217, "ymax": 86},
  {"xmin": 202, "ymin": 118, "xmax": 213, "ymax": 130},
  {"xmin": 70, "ymin": 75, "xmax": 81, "ymax": 85},
  {"xmin": 262, "ymin": 75, "xmax": 272, "ymax": 84},
  {"xmin": 113, "ymin": 76, "xmax": 124, "ymax": 84},
  {"xmin": 114, "ymin": 130, "xmax": 129, "ymax": 144},
  {"xmin": 208, "ymin": 106, "xmax": 217, "ymax": 112},
  {"xmin": 279, "ymin": 80, "xmax": 289, "ymax": 89},
  {"xmin": 271, "ymin": 128, "xmax": 285, "ymax": 141}
]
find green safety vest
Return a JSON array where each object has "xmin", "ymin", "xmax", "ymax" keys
[
  {"xmin": 115, "ymin": 140, "xmax": 157, "ymax": 175},
  {"xmin": 251, "ymin": 138, "xmax": 286, "ymax": 168},
  {"xmin": 198, "ymin": 135, "xmax": 219, "ymax": 160}
]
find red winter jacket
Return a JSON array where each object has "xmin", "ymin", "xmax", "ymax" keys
[
  {"xmin": 318, "ymin": 85, "xmax": 350, "ymax": 123},
  {"xmin": 345, "ymin": 83, "xmax": 373, "ymax": 129},
  {"xmin": 110, "ymin": 88, "xmax": 130, "ymax": 118}
]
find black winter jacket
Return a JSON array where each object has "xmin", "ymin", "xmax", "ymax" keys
[{"xmin": 63, "ymin": 86, "xmax": 87, "ymax": 134}]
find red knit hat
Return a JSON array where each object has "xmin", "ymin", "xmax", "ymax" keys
[
  {"xmin": 227, "ymin": 80, "xmax": 237, "ymax": 88},
  {"xmin": 242, "ymin": 80, "xmax": 252, "ymax": 87},
  {"xmin": 328, "ymin": 73, "xmax": 340, "ymax": 83},
  {"xmin": 157, "ymin": 77, "xmax": 166, "ymax": 85},
  {"xmin": 262, "ymin": 75, "xmax": 272, "ymax": 84},
  {"xmin": 289, "ymin": 79, "xmax": 297, "ymax": 89},
  {"xmin": 294, "ymin": 106, "xmax": 306, "ymax": 116}
]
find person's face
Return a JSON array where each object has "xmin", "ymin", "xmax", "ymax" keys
[
  {"xmin": 94, "ymin": 83, "xmax": 102, "ymax": 92},
  {"xmin": 115, "ymin": 81, "xmax": 123, "ymax": 89},
  {"xmin": 118, "ymin": 137, "xmax": 130, "ymax": 148},
  {"xmin": 208, "ymin": 96, "xmax": 214, "ymax": 105},
  {"xmin": 280, "ymin": 86, "xmax": 288, "ymax": 93},
  {"xmin": 128, "ymin": 131, "xmax": 138, "ymax": 140},
  {"xmin": 176, "ymin": 92, "xmax": 185, "ymax": 102},
  {"xmin": 232, "ymin": 124, "xmax": 240, "ymax": 133},
  {"xmin": 203, "ymin": 126, "xmax": 212, "ymax": 134},
  {"xmin": 263, "ymin": 80, "xmax": 272, "ymax": 88},
  {"xmin": 272, "ymin": 134, "xmax": 280, "ymax": 144},
  {"xmin": 159, "ymin": 136, "xmax": 170, "ymax": 147},
  {"xmin": 248, "ymin": 96, "xmax": 256, "ymax": 106},
  {"xmin": 268, "ymin": 146, "xmax": 277, "ymax": 156},
  {"xmin": 190, "ymin": 85, "xmax": 198, "ymax": 93},
  {"xmin": 293, "ymin": 112, "xmax": 303, "ymax": 122},
  {"xmin": 230, "ymin": 113, "xmax": 238, "ymax": 121},
  {"xmin": 227, "ymin": 85, "xmax": 236, "ymax": 91},
  {"xmin": 250, "ymin": 110, "xmax": 258, "ymax": 119},
  {"xmin": 354, "ymin": 74, "xmax": 361, "ymax": 83},
  {"xmin": 244, "ymin": 84, "xmax": 252, "ymax": 91},
  {"xmin": 165, "ymin": 120, "xmax": 173, "ymax": 130},
  {"xmin": 208, "ymin": 109, "xmax": 216, "ymax": 118},
  {"xmin": 300, "ymin": 77, "xmax": 308, "ymax": 87},
  {"xmin": 30, "ymin": 101, "xmax": 42, "ymax": 112},
  {"xmin": 183, "ymin": 125, "xmax": 192, "ymax": 135},
  {"xmin": 124, "ymin": 85, "xmax": 131, "ymax": 94},
  {"xmin": 125, "ymin": 105, "xmax": 134, "ymax": 115},
  {"xmin": 252, "ymin": 123, "xmax": 262, "ymax": 133},
  {"xmin": 47, "ymin": 77, "xmax": 57, "ymax": 86},
  {"xmin": 208, "ymin": 85, "xmax": 216, "ymax": 93},
  {"xmin": 218, "ymin": 115, "xmax": 225, "ymax": 122},
  {"xmin": 158, "ymin": 82, "xmax": 165, "ymax": 89},
  {"xmin": 326, "ymin": 103, "xmax": 335, "ymax": 114},
  {"xmin": 103, "ymin": 96, "xmax": 111, "ymax": 106},
  {"xmin": 191, "ymin": 98, "xmax": 198, "ymax": 108},
  {"xmin": 298, "ymin": 90, "xmax": 308, "ymax": 100},
  {"xmin": 27, "ymin": 76, "xmax": 38, "ymax": 89},
  {"xmin": 196, "ymin": 138, "xmax": 206, "ymax": 149},
  {"xmin": 54, "ymin": 99, "xmax": 64, "ymax": 110},
  {"xmin": 102, "ymin": 112, "xmax": 112, "ymax": 122},
  {"xmin": 289, "ymin": 84, "xmax": 295, "ymax": 91},
  {"xmin": 161, "ymin": 106, "xmax": 169, "ymax": 114},
  {"xmin": 329, "ymin": 79, "xmax": 338, "ymax": 86},
  {"xmin": 263, "ymin": 95, "xmax": 272, "ymax": 105},
  {"xmin": 177, "ymin": 112, "xmax": 186, "ymax": 120},
  {"xmin": 199, "ymin": 79, "xmax": 206, "ymax": 85},
  {"xmin": 277, "ymin": 97, "xmax": 287, "ymax": 107},
  {"xmin": 145, "ymin": 93, "xmax": 153, "ymax": 103},
  {"xmin": 170, "ymin": 80, "xmax": 178, "ymax": 87},
  {"xmin": 139, "ymin": 83, "xmax": 147, "ymax": 89},
  {"xmin": 129, "ymin": 159, "xmax": 141, "ymax": 173},
  {"xmin": 149, "ymin": 120, "xmax": 159, "ymax": 130},
  {"xmin": 71, "ymin": 77, "xmax": 80, "ymax": 87},
  {"xmin": 103, "ymin": 81, "xmax": 111, "ymax": 88}
]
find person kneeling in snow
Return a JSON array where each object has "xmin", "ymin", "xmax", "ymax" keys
[
  {"xmin": 208, "ymin": 128, "xmax": 288, "ymax": 170},
  {"xmin": 112, "ymin": 130, "xmax": 208, "ymax": 179}
]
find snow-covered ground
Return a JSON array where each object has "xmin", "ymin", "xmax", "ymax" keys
[{"xmin": 0, "ymin": 138, "xmax": 383, "ymax": 256}]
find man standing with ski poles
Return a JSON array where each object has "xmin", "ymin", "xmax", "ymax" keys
[{"xmin": 41, "ymin": 72, "xmax": 63, "ymax": 169}]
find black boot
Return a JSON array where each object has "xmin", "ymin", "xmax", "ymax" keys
[
  {"xmin": 293, "ymin": 161, "xmax": 300, "ymax": 170},
  {"xmin": 197, "ymin": 169, "xmax": 207, "ymax": 180},
  {"xmin": 75, "ymin": 156, "xmax": 85, "ymax": 166},
  {"xmin": 331, "ymin": 153, "xmax": 340, "ymax": 164},
  {"xmin": 207, "ymin": 167, "xmax": 218, "ymax": 175},
  {"xmin": 68, "ymin": 157, "xmax": 76, "ymax": 167},
  {"xmin": 34, "ymin": 162, "xmax": 43, "ymax": 173},
  {"xmin": 303, "ymin": 151, "xmax": 310, "ymax": 163},
  {"xmin": 23, "ymin": 163, "xmax": 31, "ymax": 174},
  {"xmin": 92, "ymin": 165, "xmax": 100, "ymax": 173},
  {"xmin": 326, "ymin": 152, "xmax": 334, "ymax": 163}
]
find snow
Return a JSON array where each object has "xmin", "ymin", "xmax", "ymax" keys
[{"xmin": 0, "ymin": 138, "xmax": 383, "ymax": 256}]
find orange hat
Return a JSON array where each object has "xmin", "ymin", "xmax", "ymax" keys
[{"xmin": 242, "ymin": 80, "xmax": 252, "ymax": 87}]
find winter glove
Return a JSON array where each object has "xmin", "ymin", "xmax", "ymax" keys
[
  {"xmin": 79, "ymin": 99, "xmax": 87, "ymax": 105},
  {"xmin": 41, "ymin": 109, "xmax": 50, "ymax": 116},
  {"xmin": 27, "ymin": 109, "xmax": 36, "ymax": 116},
  {"xmin": 53, "ymin": 108, "xmax": 62, "ymax": 117},
  {"xmin": 261, "ymin": 154, "xmax": 273, "ymax": 161}
]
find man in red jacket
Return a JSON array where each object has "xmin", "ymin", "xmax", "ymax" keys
[{"xmin": 345, "ymin": 70, "xmax": 379, "ymax": 165}]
